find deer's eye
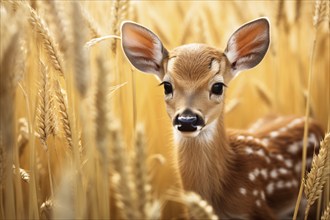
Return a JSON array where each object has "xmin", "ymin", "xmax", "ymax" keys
[
  {"xmin": 211, "ymin": 83, "xmax": 225, "ymax": 95},
  {"xmin": 163, "ymin": 82, "xmax": 173, "ymax": 95}
]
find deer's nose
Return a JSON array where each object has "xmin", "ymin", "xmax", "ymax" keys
[
  {"xmin": 178, "ymin": 114, "xmax": 197, "ymax": 124},
  {"xmin": 174, "ymin": 109, "xmax": 204, "ymax": 132}
]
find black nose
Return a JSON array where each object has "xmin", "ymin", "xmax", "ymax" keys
[{"xmin": 174, "ymin": 109, "xmax": 204, "ymax": 132}]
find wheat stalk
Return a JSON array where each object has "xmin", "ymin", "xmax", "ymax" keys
[
  {"xmin": 28, "ymin": 5, "xmax": 65, "ymax": 76},
  {"xmin": 304, "ymin": 132, "xmax": 330, "ymax": 220},
  {"xmin": 321, "ymin": 202, "xmax": 330, "ymax": 220},
  {"xmin": 292, "ymin": 1, "xmax": 327, "ymax": 218},
  {"xmin": 54, "ymin": 81, "xmax": 72, "ymax": 150}
]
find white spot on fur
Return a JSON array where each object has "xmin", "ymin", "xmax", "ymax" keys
[
  {"xmin": 270, "ymin": 131, "xmax": 279, "ymax": 138},
  {"xmin": 256, "ymin": 200, "xmax": 261, "ymax": 207},
  {"xmin": 249, "ymin": 172, "xmax": 256, "ymax": 181},
  {"xmin": 254, "ymin": 138, "xmax": 263, "ymax": 145},
  {"xmin": 285, "ymin": 181, "xmax": 293, "ymax": 188},
  {"xmin": 260, "ymin": 191, "xmax": 266, "ymax": 200},
  {"xmin": 239, "ymin": 187, "xmax": 247, "ymax": 195},
  {"xmin": 256, "ymin": 149, "xmax": 265, "ymax": 157},
  {"xmin": 270, "ymin": 169, "xmax": 278, "ymax": 178},
  {"xmin": 294, "ymin": 162, "xmax": 301, "ymax": 174},
  {"xmin": 237, "ymin": 135, "xmax": 245, "ymax": 141},
  {"xmin": 245, "ymin": 147, "xmax": 254, "ymax": 155},
  {"xmin": 287, "ymin": 118, "xmax": 304, "ymax": 128},
  {"xmin": 253, "ymin": 168, "xmax": 260, "ymax": 177},
  {"xmin": 308, "ymin": 133, "xmax": 317, "ymax": 146},
  {"xmin": 279, "ymin": 168, "xmax": 289, "ymax": 175},
  {"xmin": 276, "ymin": 155, "xmax": 284, "ymax": 161},
  {"xmin": 253, "ymin": 189, "xmax": 259, "ymax": 196},
  {"xmin": 284, "ymin": 160, "xmax": 293, "ymax": 168},
  {"xmin": 260, "ymin": 169, "xmax": 268, "ymax": 179},
  {"xmin": 288, "ymin": 142, "xmax": 301, "ymax": 154},
  {"xmin": 266, "ymin": 182, "xmax": 274, "ymax": 194},
  {"xmin": 261, "ymin": 138, "xmax": 269, "ymax": 146},
  {"xmin": 279, "ymin": 127, "xmax": 288, "ymax": 133},
  {"xmin": 247, "ymin": 136, "xmax": 254, "ymax": 141}
]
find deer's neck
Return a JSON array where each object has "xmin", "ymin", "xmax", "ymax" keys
[{"xmin": 175, "ymin": 118, "xmax": 235, "ymax": 204}]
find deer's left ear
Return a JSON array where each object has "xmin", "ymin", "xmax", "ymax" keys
[
  {"xmin": 225, "ymin": 18, "xmax": 270, "ymax": 77},
  {"xmin": 121, "ymin": 21, "xmax": 168, "ymax": 80}
]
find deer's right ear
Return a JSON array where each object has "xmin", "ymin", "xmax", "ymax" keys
[{"xmin": 121, "ymin": 21, "xmax": 168, "ymax": 80}]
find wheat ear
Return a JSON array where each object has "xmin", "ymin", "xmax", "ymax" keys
[
  {"xmin": 110, "ymin": 0, "xmax": 129, "ymax": 54},
  {"xmin": 43, "ymin": 0, "xmax": 69, "ymax": 54},
  {"xmin": 313, "ymin": 0, "xmax": 329, "ymax": 28},
  {"xmin": 183, "ymin": 192, "xmax": 219, "ymax": 220},
  {"xmin": 12, "ymin": 165, "xmax": 29, "ymax": 183},
  {"xmin": 40, "ymin": 199, "xmax": 53, "ymax": 220},
  {"xmin": 28, "ymin": 5, "xmax": 64, "ymax": 76},
  {"xmin": 71, "ymin": 2, "xmax": 89, "ymax": 97},
  {"xmin": 321, "ymin": 202, "xmax": 330, "ymax": 220},
  {"xmin": 134, "ymin": 125, "xmax": 152, "ymax": 218},
  {"xmin": 36, "ymin": 61, "xmax": 56, "ymax": 150},
  {"xmin": 80, "ymin": 6, "xmax": 102, "ymax": 38},
  {"xmin": 110, "ymin": 123, "xmax": 139, "ymax": 219},
  {"xmin": 304, "ymin": 132, "xmax": 330, "ymax": 220},
  {"xmin": 54, "ymin": 81, "xmax": 73, "ymax": 150}
]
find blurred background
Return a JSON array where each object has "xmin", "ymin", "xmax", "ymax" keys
[{"xmin": 1, "ymin": 0, "xmax": 329, "ymax": 219}]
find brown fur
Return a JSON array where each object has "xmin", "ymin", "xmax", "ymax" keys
[{"xmin": 162, "ymin": 46, "xmax": 324, "ymax": 219}]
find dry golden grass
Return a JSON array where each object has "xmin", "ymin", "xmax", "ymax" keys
[
  {"xmin": 0, "ymin": 0, "xmax": 329, "ymax": 219},
  {"xmin": 304, "ymin": 132, "xmax": 330, "ymax": 219},
  {"xmin": 321, "ymin": 202, "xmax": 330, "ymax": 220},
  {"xmin": 28, "ymin": 3, "xmax": 65, "ymax": 76}
]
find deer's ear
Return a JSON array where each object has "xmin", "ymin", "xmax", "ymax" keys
[
  {"xmin": 121, "ymin": 21, "xmax": 168, "ymax": 80},
  {"xmin": 225, "ymin": 18, "xmax": 270, "ymax": 76}
]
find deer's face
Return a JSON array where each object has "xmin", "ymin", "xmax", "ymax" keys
[
  {"xmin": 161, "ymin": 45, "xmax": 232, "ymax": 137},
  {"xmin": 121, "ymin": 18, "xmax": 270, "ymax": 138}
]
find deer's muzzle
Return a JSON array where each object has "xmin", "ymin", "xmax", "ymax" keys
[{"xmin": 174, "ymin": 109, "xmax": 205, "ymax": 132}]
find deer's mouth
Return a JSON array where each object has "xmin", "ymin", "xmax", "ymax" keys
[
  {"xmin": 177, "ymin": 123, "xmax": 198, "ymax": 132},
  {"xmin": 174, "ymin": 125, "xmax": 202, "ymax": 138}
]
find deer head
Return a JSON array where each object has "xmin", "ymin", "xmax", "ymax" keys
[{"xmin": 121, "ymin": 18, "xmax": 270, "ymax": 138}]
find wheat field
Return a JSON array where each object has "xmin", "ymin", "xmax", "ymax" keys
[{"xmin": 0, "ymin": 0, "xmax": 329, "ymax": 219}]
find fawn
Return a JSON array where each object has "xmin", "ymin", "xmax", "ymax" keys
[{"xmin": 120, "ymin": 18, "xmax": 324, "ymax": 219}]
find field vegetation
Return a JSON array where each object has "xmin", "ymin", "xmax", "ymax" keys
[{"xmin": 0, "ymin": 0, "xmax": 329, "ymax": 219}]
